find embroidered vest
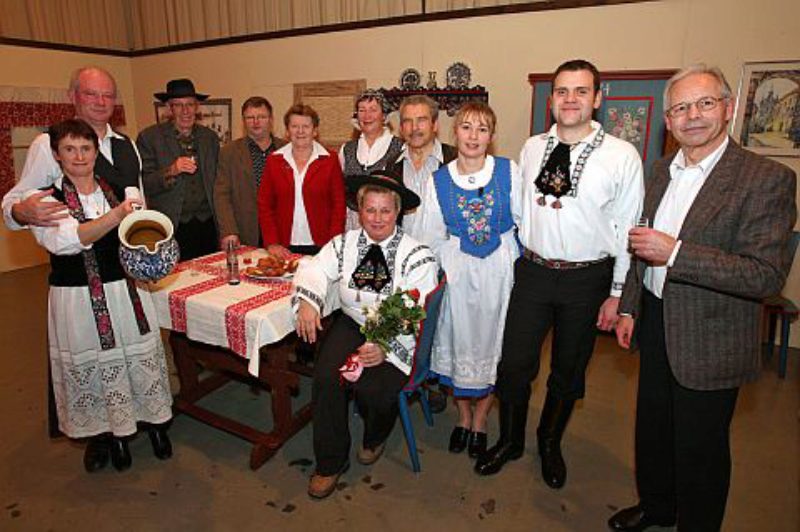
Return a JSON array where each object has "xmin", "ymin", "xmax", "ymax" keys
[
  {"xmin": 46, "ymin": 185, "xmax": 126, "ymax": 287},
  {"xmin": 433, "ymin": 157, "xmax": 514, "ymax": 259}
]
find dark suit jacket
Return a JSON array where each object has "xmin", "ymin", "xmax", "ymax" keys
[
  {"xmin": 137, "ymin": 121, "xmax": 220, "ymax": 228},
  {"xmin": 214, "ymin": 135, "xmax": 285, "ymax": 246},
  {"xmin": 257, "ymin": 148, "xmax": 345, "ymax": 248},
  {"xmin": 620, "ymin": 140, "xmax": 797, "ymax": 390},
  {"xmin": 387, "ymin": 142, "xmax": 458, "ymax": 183}
]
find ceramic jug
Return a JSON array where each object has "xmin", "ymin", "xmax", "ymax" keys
[{"xmin": 118, "ymin": 209, "xmax": 180, "ymax": 281}]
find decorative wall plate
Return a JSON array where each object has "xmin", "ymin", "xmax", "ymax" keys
[
  {"xmin": 400, "ymin": 68, "xmax": 422, "ymax": 90},
  {"xmin": 446, "ymin": 62, "xmax": 471, "ymax": 89}
]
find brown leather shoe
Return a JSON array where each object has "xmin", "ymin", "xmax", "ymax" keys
[
  {"xmin": 308, "ymin": 462, "xmax": 349, "ymax": 499},
  {"xmin": 356, "ymin": 441, "xmax": 386, "ymax": 465}
]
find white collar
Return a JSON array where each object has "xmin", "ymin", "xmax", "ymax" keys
[
  {"xmin": 359, "ymin": 127, "xmax": 392, "ymax": 144},
  {"xmin": 398, "ymin": 138, "xmax": 444, "ymax": 164},
  {"xmin": 275, "ymin": 140, "xmax": 329, "ymax": 159},
  {"xmin": 546, "ymin": 120, "xmax": 601, "ymax": 146},
  {"xmin": 363, "ymin": 226, "xmax": 399, "ymax": 248},
  {"xmin": 670, "ymin": 136, "xmax": 729, "ymax": 177}
]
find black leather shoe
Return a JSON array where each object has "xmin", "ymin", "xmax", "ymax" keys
[
  {"xmin": 539, "ymin": 437, "xmax": 566, "ymax": 489},
  {"xmin": 83, "ymin": 434, "xmax": 110, "ymax": 473},
  {"xmin": 536, "ymin": 393, "xmax": 574, "ymax": 489},
  {"xmin": 110, "ymin": 437, "xmax": 132, "ymax": 471},
  {"xmin": 474, "ymin": 440, "xmax": 523, "ymax": 474},
  {"xmin": 148, "ymin": 425, "xmax": 173, "ymax": 460},
  {"xmin": 474, "ymin": 401, "xmax": 528, "ymax": 476},
  {"xmin": 449, "ymin": 426, "xmax": 470, "ymax": 453},
  {"xmin": 607, "ymin": 504, "xmax": 676, "ymax": 531},
  {"xmin": 468, "ymin": 431, "xmax": 487, "ymax": 459}
]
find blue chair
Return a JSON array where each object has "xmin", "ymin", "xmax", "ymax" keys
[
  {"xmin": 397, "ymin": 274, "xmax": 447, "ymax": 473},
  {"xmin": 763, "ymin": 231, "xmax": 800, "ymax": 378}
]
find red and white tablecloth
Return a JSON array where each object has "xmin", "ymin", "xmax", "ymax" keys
[{"xmin": 147, "ymin": 247, "xmax": 336, "ymax": 376}]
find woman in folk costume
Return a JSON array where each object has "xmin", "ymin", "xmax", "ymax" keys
[
  {"xmin": 29, "ymin": 119, "xmax": 174, "ymax": 473},
  {"xmin": 418, "ymin": 102, "xmax": 522, "ymax": 460},
  {"xmin": 339, "ymin": 89, "xmax": 404, "ymax": 231},
  {"xmin": 293, "ymin": 172, "xmax": 438, "ymax": 499}
]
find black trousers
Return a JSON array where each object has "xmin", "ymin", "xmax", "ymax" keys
[
  {"xmin": 312, "ymin": 314, "xmax": 407, "ymax": 475},
  {"xmin": 636, "ymin": 290, "xmax": 739, "ymax": 531},
  {"xmin": 495, "ymin": 256, "xmax": 612, "ymax": 405},
  {"xmin": 176, "ymin": 217, "xmax": 218, "ymax": 260}
]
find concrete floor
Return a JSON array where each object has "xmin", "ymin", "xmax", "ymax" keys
[{"xmin": 0, "ymin": 265, "xmax": 797, "ymax": 532}]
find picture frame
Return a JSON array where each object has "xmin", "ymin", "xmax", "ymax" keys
[
  {"xmin": 293, "ymin": 79, "xmax": 366, "ymax": 150},
  {"xmin": 529, "ymin": 69, "xmax": 678, "ymax": 173},
  {"xmin": 154, "ymin": 98, "xmax": 232, "ymax": 145},
  {"xmin": 732, "ymin": 60, "xmax": 800, "ymax": 158}
]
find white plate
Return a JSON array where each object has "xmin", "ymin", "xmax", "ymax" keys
[{"xmin": 243, "ymin": 269, "xmax": 293, "ymax": 281}]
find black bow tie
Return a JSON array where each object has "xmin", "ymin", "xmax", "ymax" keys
[
  {"xmin": 535, "ymin": 142, "xmax": 573, "ymax": 198},
  {"xmin": 351, "ymin": 244, "xmax": 391, "ymax": 292}
]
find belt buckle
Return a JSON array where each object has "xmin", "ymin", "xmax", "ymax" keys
[{"xmin": 553, "ymin": 260, "xmax": 561, "ymax": 270}]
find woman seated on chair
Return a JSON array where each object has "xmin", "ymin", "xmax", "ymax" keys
[{"xmin": 293, "ymin": 171, "xmax": 438, "ymax": 499}]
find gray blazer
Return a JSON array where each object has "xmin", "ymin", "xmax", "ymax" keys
[
  {"xmin": 620, "ymin": 140, "xmax": 797, "ymax": 390},
  {"xmin": 137, "ymin": 121, "xmax": 220, "ymax": 228},
  {"xmin": 213, "ymin": 135, "xmax": 285, "ymax": 247}
]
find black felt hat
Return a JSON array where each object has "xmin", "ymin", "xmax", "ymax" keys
[
  {"xmin": 154, "ymin": 79, "xmax": 209, "ymax": 102},
  {"xmin": 346, "ymin": 170, "xmax": 421, "ymax": 213}
]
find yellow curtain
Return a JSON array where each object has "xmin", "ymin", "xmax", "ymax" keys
[{"xmin": 0, "ymin": 0, "xmax": 548, "ymax": 51}]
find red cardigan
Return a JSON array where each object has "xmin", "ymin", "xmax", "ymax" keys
[{"xmin": 257, "ymin": 148, "xmax": 345, "ymax": 248}]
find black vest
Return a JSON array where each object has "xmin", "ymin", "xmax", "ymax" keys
[
  {"xmin": 93, "ymin": 135, "xmax": 141, "ymax": 199},
  {"xmin": 46, "ymin": 184, "xmax": 126, "ymax": 287},
  {"xmin": 342, "ymin": 135, "xmax": 404, "ymax": 177}
]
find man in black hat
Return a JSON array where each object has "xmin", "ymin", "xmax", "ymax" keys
[
  {"xmin": 294, "ymin": 171, "xmax": 438, "ymax": 499},
  {"xmin": 137, "ymin": 79, "xmax": 220, "ymax": 260},
  {"xmin": 475, "ymin": 59, "xmax": 644, "ymax": 490}
]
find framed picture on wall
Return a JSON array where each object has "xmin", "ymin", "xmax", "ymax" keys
[
  {"xmin": 293, "ymin": 79, "xmax": 366, "ymax": 150},
  {"xmin": 732, "ymin": 60, "xmax": 800, "ymax": 158},
  {"xmin": 154, "ymin": 98, "xmax": 232, "ymax": 145},
  {"xmin": 529, "ymin": 69, "xmax": 678, "ymax": 173}
]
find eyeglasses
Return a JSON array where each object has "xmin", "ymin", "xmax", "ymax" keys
[{"xmin": 666, "ymin": 96, "xmax": 727, "ymax": 118}]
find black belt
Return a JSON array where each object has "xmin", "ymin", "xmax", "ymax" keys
[{"xmin": 522, "ymin": 248, "xmax": 609, "ymax": 270}]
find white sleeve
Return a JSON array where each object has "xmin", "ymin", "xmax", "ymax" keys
[
  {"xmin": 2, "ymin": 133, "xmax": 63, "ymax": 230},
  {"xmin": 610, "ymin": 145, "xmax": 644, "ymax": 296},
  {"xmin": 338, "ymin": 143, "xmax": 346, "ymax": 170},
  {"xmin": 27, "ymin": 192, "xmax": 90, "ymax": 255},
  {"xmin": 292, "ymin": 236, "xmax": 342, "ymax": 315},
  {"xmin": 415, "ymin": 174, "xmax": 449, "ymax": 255},
  {"xmin": 509, "ymin": 159, "xmax": 524, "ymax": 226}
]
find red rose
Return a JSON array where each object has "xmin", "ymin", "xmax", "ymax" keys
[{"xmin": 407, "ymin": 288, "xmax": 420, "ymax": 302}]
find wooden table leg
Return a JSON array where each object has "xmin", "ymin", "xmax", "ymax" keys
[{"xmin": 169, "ymin": 332, "xmax": 314, "ymax": 470}]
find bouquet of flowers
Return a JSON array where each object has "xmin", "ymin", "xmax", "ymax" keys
[{"xmin": 339, "ymin": 288, "xmax": 426, "ymax": 383}]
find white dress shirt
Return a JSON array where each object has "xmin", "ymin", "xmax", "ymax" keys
[
  {"xmin": 398, "ymin": 138, "xmax": 446, "ymax": 239},
  {"xmin": 2, "ymin": 124, "xmax": 142, "ymax": 230},
  {"xmin": 518, "ymin": 121, "xmax": 644, "ymax": 296},
  {"xmin": 275, "ymin": 141, "xmax": 329, "ymax": 246},
  {"xmin": 645, "ymin": 137, "xmax": 729, "ymax": 298}
]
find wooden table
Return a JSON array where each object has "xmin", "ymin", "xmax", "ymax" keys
[{"xmin": 148, "ymin": 248, "xmax": 335, "ymax": 469}]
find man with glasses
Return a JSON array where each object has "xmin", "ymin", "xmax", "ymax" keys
[
  {"xmin": 3, "ymin": 66, "xmax": 140, "ymax": 229},
  {"xmin": 214, "ymin": 96, "xmax": 285, "ymax": 249},
  {"xmin": 608, "ymin": 64, "xmax": 796, "ymax": 531},
  {"xmin": 137, "ymin": 79, "xmax": 219, "ymax": 259}
]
